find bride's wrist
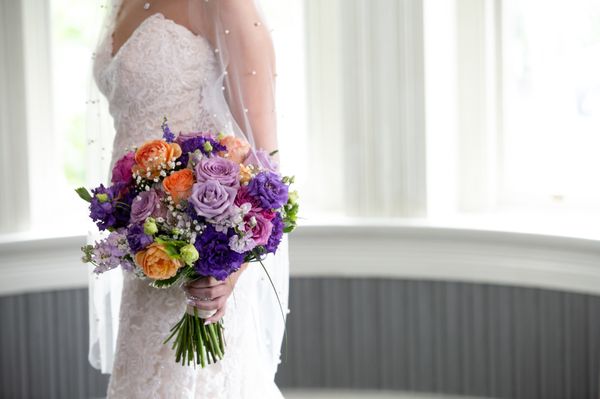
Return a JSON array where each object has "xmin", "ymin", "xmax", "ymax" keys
[{"xmin": 229, "ymin": 262, "xmax": 249, "ymax": 286}]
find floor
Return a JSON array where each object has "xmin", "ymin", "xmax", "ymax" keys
[{"xmin": 282, "ymin": 390, "xmax": 490, "ymax": 399}]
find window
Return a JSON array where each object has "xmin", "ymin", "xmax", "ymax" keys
[
  {"xmin": 30, "ymin": 0, "xmax": 103, "ymax": 235},
  {"xmin": 500, "ymin": 0, "xmax": 600, "ymax": 210},
  {"xmin": 51, "ymin": 0, "xmax": 100, "ymax": 189},
  {"xmin": 20, "ymin": 0, "xmax": 309, "ymax": 236}
]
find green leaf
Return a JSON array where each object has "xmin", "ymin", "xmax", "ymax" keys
[
  {"xmin": 150, "ymin": 271, "xmax": 183, "ymax": 288},
  {"xmin": 155, "ymin": 236, "xmax": 188, "ymax": 247},
  {"xmin": 163, "ymin": 245, "xmax": 181, "ymax": 258},
  {"xmin": 74, "ymin": 187, "xmax": 93, "ymax": 202},
  {"xmin": 154, "ymin": 236, "xmax": 188, "ymax": 259}
]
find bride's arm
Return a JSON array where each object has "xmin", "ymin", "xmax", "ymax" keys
[
  {"xmin": 183, "ymin": 0, "xmax": 277, "ymax": 322},
  {"xmin": 217, "ymin": 0, "xmax": 279, "ymax": 157}
]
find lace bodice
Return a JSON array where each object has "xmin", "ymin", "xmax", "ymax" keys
[
  {"xmin": 91, "ymin": 12, "xmax": 288, "ymax": 399},
  {"xmin": 94, "ymin": 12, "xmax": 220, "ymax": 168}
]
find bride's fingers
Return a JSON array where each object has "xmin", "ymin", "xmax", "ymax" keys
[
  {"xmin": 188, "ymin": 295, "xmax": 227, "ymax": 311},
  {"xmin": 186, "ymin": 276, "xmax": 223, "ymax": 289},
  {"xmin": 204, "ymin": 305, "xmax": 226, "ymax": 324},
  {"xmin": 184, "ymin": 284, "xmax": 228, "ymax": 299}
]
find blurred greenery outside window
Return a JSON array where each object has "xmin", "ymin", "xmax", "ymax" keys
[{"xmin": 51, "ymin": 0, "xmax": 100, "ymax": 188}]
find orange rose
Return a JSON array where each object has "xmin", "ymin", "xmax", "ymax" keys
[
  {"xmin": 163, "ymin": 169, "xmax": 194, "ymax": 204},
  {"xmin": 219, "ymin": 135, "xmax": 250, "ymax": 164},
  {"xmin": 132, "ymin": 139, "xmax": 182, "ymax": 179},
  {"xmin": 134, "ymin": 242, "xmax": 183, "ymax": 280}
]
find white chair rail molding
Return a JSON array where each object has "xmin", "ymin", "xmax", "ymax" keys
[{"xmin": 3, "ymin": 221, "xmax": 600, "ymax": 297}]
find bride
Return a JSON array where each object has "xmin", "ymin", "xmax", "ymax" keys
[{"xmin": 88, "ymin": 0, "xmax": 289, "ymax": 397}]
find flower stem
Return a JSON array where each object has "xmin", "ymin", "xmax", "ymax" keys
[
  {"xmin": 163, "ymin": 307, "xmax": 226, "ymax": 367},
  {"xmin": 194, "ymin": 308, "xmax": 206, "ymax": 367}
]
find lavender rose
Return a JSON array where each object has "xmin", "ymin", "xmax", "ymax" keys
[
  {"xmin": 247, "ymin": 171, "xmax": 289, "ymax": 210},
  {"xmin": 130, "ymin": 190, "xmax": 159, "ymax": 224},
  {"xmin": 194, "ymin": 156, "xmax": 240, "ymax": 187},
  {"xmin": 188, "ymin": 180, "xmax": 237, "ymax": 220}
]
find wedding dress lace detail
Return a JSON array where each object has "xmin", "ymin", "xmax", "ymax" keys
[
  {"xmin": 94, "ymin": 12, "xmax": 222, "ymax": 170},
  {"xmin": 92, "ymin": 12, "xmax": 287, "ymax": 399}
]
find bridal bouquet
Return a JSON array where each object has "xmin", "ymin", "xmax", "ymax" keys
[{"xmin": 76, "ymin": 119, "xmax": 298, "ymax": 367}]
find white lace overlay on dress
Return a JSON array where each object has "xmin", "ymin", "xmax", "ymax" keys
[{"xmin": 92, "ymin": 12, "xmax": 289, "ymax": 399}]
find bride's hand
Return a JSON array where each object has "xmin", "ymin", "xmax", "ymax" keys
[{"xmin": 183, "ymin": 262, "xmax": 248, "ymax": 324}]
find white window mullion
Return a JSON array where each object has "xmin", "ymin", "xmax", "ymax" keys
[
  {"xmin": 304, "ymin": 0, "xmax": 345, "ymax": 217},
  {"xmin": 0, "ymin": 0, "xmax": 31, "ymax": 234},
  {"xmin": 455, "ymin": 0, "xmax": 500, "ymax": 213},
  {"xmin": 424, "ymin": 0, "xmax": 459, "ymax": 219},
  {"xmin": 398, "ymin": 0, "xmax": 427, "ymax": 217},
  {"xmin": 340, "ymin": 0, "xmax": 372, "ymax": 215},
  {"xmin": 21, "ymin": 0, "xmax": 58, "ymax": 232}
]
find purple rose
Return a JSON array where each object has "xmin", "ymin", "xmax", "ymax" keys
[
  {"xmin": 126, "ymin": 223, "xmax": 153, "ymax": 252},
  {"xmin": 244, "ymin": 149, "xmax": 279, "ymax": 173},
  {"xmin": 188, "ymin": 180, "xmax": 237, "ymax": 220},
  {"xmin": 265, "ymin": 213, "xmax": 284, "ymax": 253},
  {"xmin": 247, "ymin": 171, "xmax": 289, "ymax": 210},
  {"xmin": 177, "ymin": 135, "xmax": 226, "ymax": 167},
  {"xmin": 89, "ymin": 183, "xmax": 133, "ymax": 231},
  {"xmin": 130, "ymin": 190, "xmax": 159, "ymax": 224},
  {"xmin": 195, "ymin": 156, "xmax": 240, "ymax": 187},
  {"xmin": 175, "ymin": 131, "xmax": 210, "ymax": 145},
  {"xmin": 111, "ymin": 151, "xmax": 135, "ymax": 185},
  {"xmin": 193, "ymin": 226, "xmax": 244, "ymax": 280},
  {"xmin": 244, "ymin": 212, "xmax": 273, "ymax": 246}
]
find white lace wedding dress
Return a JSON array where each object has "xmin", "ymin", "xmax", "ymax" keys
[{"xmin": 92, "ymin": 12, "xmax": 289, "ymax": 399}]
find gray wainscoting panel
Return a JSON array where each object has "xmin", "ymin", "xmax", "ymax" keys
[
  {"xmin": 1, "ymin": 278, "xmax": 600, "ymax": 399},
  {"xmin": 0, "ymin": 289, "xmax": 109, "ymax": 399},
  {"xmin": 274, "ymin": 278, "xmax": 600, "ymax": 399}
]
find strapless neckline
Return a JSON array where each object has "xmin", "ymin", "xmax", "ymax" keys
[
  {"xmin": 92, "ymin": 9, "xmax": 222, "ymax": 170},
  {"xmin": 108, "ymin": 12, "xmax": 210, "ymax": 64}
]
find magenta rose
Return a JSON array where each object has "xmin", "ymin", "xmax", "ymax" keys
[
  {"xmin": 261, "ymin": 208, "xmax": 276, "ymax": 221},
  {"xmin": 130, "ymin": 189, "xmax": 160, "ymax": 224},
  {"xmin": 244, "ymin": 212, "xmax": 273, "ymax": 246},
  {"xmin": 194, "ymin": 156, "xmax": 240, "ymax": 187},
  {"xmin": 111, "ymin": 151, "xmax": 135, "ymax": 185},
  {"xmin": 189, "ymin": 180, "xmax": 237, "ymax": 220},
  {"xmin": 234, "ymin": 185, "xmax": 262, "ymax": 209}
]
